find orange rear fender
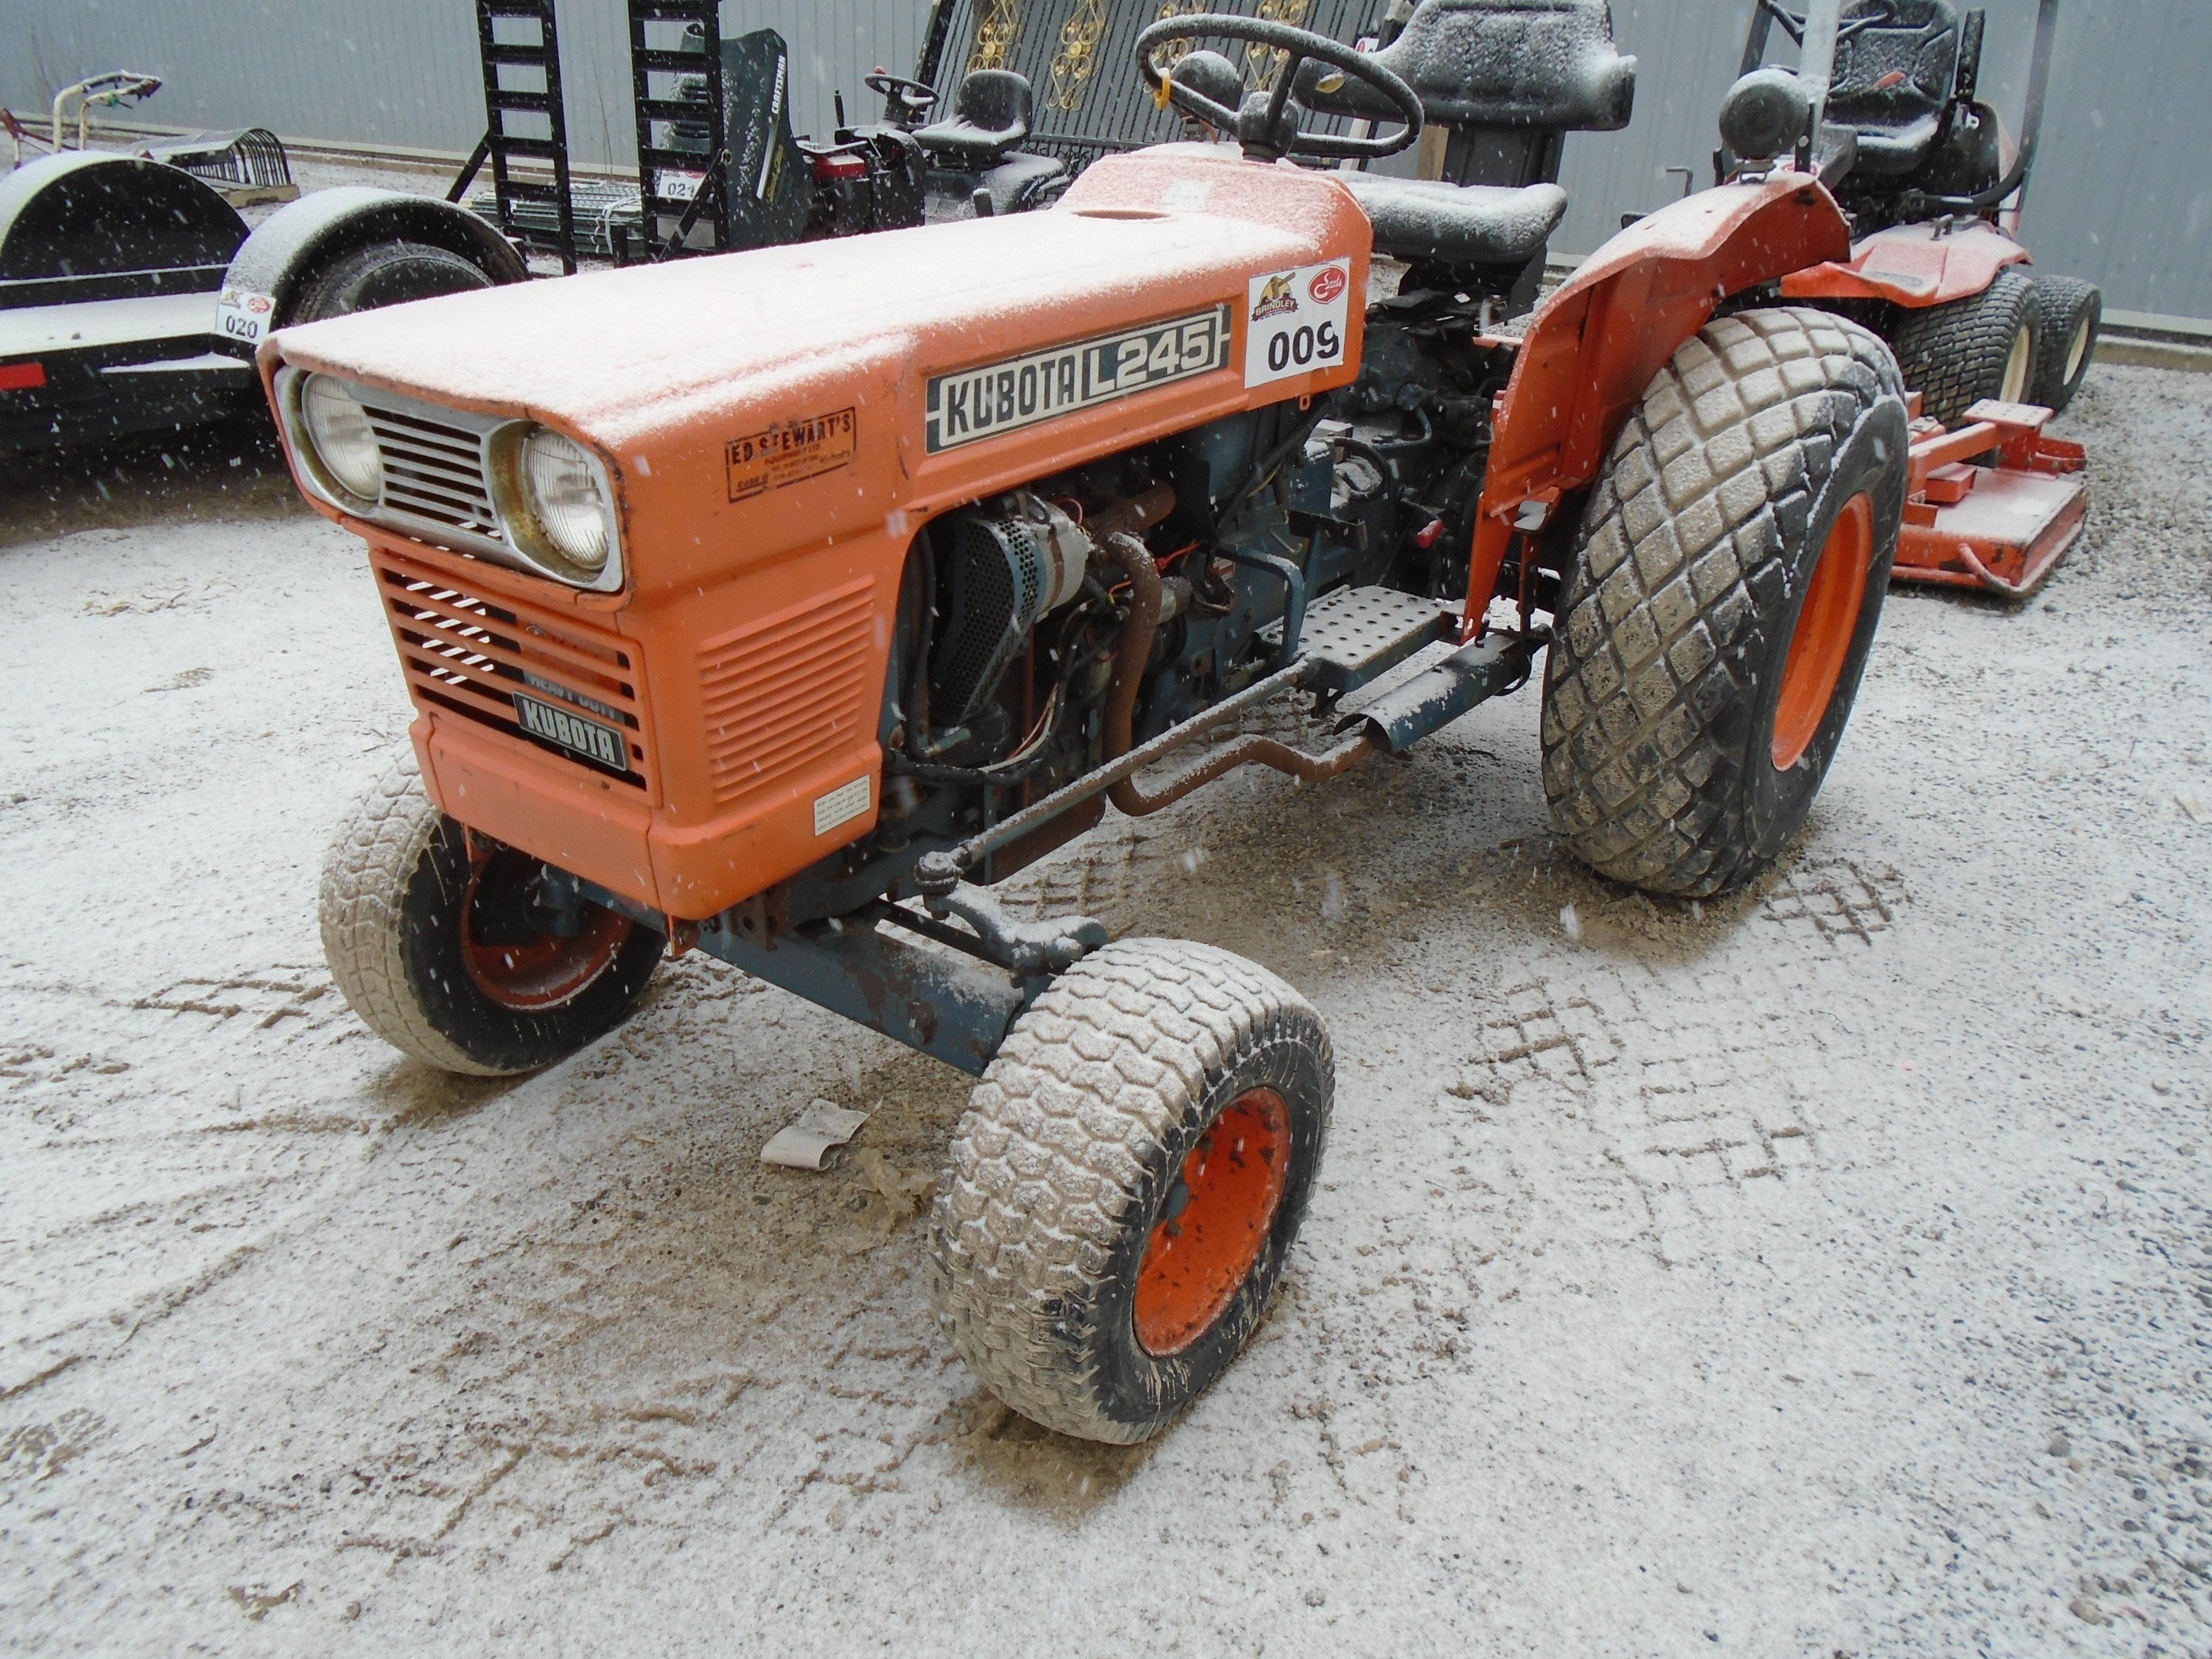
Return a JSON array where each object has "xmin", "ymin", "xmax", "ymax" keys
[
  {"xmin": 1780, "ymin": 218, "xmax": 2029, "ymax": 308},
  {"xmin": 1466, "ymin": 175, "xmax": 1854, "ymax": 628}
]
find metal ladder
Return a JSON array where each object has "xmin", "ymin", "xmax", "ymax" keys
[
  {"xmin": 468, "ymin": 0, "xmax": 580, "ymax": 274},
  {"xmin": 628, "ymin": 0, "xmax": 729, "ymax": 255}
]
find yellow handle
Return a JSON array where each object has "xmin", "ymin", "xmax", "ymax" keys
[{"xmin": 1153, "ymin": 71, "xmax": 1174, "ymax": 111}]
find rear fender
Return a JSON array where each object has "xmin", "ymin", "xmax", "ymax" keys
[
  {"xmin": 1465, "ymin": 174, "xmax": 1852, "ymax": 630},
  {"xmin": 215, "ymin": 188, "xmax": 528, "ymax": 355},
  {"xmin": 1778, "ymin": 218, "xmax": 2029, "ymax": 308}
]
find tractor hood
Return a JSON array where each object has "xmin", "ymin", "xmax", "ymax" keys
[{"xmin": 268, "ymin": 146, "xmax": 1373, "ymax": 473}]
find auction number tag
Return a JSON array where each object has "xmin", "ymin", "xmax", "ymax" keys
[
  {"xmin": 213, "ymin": 286, "xmax": 278, "ymax": 348},
  {"xmin": 654, "ymin": 169, "xmax": 706, "ymax": 203},
  {"xmin": 1242, "ymin": 258, "xmax": 1350, "ymax": 389}
]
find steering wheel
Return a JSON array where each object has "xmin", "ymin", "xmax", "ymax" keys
[
  {"xmin": 864, "ymin": 70, "xmax": 938, "ymax": 126},
  {"xmin": 1133, "ymin": 13, "xmax": 1421, "ymax": 163}
]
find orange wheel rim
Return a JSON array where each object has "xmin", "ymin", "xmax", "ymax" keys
[
  {"xmin": 1771, "ymin": 492, "xmax": 1873, "ymax": 771},
  {"xmin": 460, "ymin": 849, "xmax": 631, "ymax": 1011},
  {"xmin": 1134, "ymin": 1087, "xmax": 1292, "ymax": 1356}
]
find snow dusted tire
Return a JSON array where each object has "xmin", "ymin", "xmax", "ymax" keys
[
  {"xmin": 1541, "ymin": 307, "xmax": 1909, "ymax": 899},
  {"xmin": 929, "ymin": 938, "xmax": 1331, "ymax": 1444},
  {"xmin": 2026, "ymin": 273, "xmax": 2100, "ymax": 415},
  {"xmin": 318, "ymin": 752, "xmax": 662, "ymax": 1076},
  {"xmin": 289, "ymin": 240, "xmax": 495, "ymax": 324},
  {"xmin": 1890, "ymin": 267, "xmax": 2039, "ymax": 426}
]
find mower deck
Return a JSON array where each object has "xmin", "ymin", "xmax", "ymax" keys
[{"xmin": 1896, "ymin": 398, "xmax": 2088, "ymax": 597}]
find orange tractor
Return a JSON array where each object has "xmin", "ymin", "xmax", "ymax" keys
[{"xmin": 272, "ymin": 2, "xmax": 1992, "ymax": 1441}]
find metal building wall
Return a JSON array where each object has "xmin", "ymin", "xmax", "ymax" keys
[{"xmin": 2, "ymin": 0, "xmax": 2205, "ymax": 317}]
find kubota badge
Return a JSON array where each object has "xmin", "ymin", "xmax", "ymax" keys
[{"xmin": 1243, "ymin": 258, "xmax": 1350, "ymax": 389}]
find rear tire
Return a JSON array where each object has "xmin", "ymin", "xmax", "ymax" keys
[
  {"xmin": 930, "ymin": 938, "xmax": 1331, "ymax": 1444},
  {"xmin": 2027, "ymin": 273, "xmax": 2100, "ymax": 414},
  {"xmin": 289, "ymin": 240, "xmax": 496, "ymax": 324},
  {"xmin": 1890, "ymin": 267, "xmax": 2040, "ymax": 426},
  {"xmin": 319, "ymin": 753, "xmax": 663, "ymax": 1076},
  {"xmin": 1541, "ymin": 307, "xmax": 1909, "ymax": 899}
]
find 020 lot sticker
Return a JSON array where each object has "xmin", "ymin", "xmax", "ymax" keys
[
  {"xmin": 1242, "ymin": 258, "xmax": 1350, "ymax": 389},
  {"xmin": 213, "ymin": 286, "xmax": 277, "ymax": 348}
]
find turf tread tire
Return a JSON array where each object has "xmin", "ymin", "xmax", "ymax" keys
[
  {"xmin": 2026, "ymin": 273, "xmax": 2100, "ymax": 414},
  {"xmin": 1889, "ymin": 267, "xmax": 2039, "ymax": 426},
  {"xmin": 318, "ymin": 752, "xmax": 659, "ymax": 1076},
  {"xmin": 930, "ymin": 938, "xmax": 1330, "ymax": 1444},
  {"xmin": 289, "ymin": 240, "xmax": 495, "ymax": 325},
  {"xmin": 1541, "ymin": 307, "xmax": 1908, "ymax": 898}
]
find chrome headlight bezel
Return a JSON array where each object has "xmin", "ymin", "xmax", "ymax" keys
[
  {"xmin": 272, "ymin": 364, "xmax": 626, "ymax": 594},
  {"xmin": 286, "ymin": 372, "xmax": 383, "ymax": 512},
  {"xmin": 487, "ymin": 423, "xmax": 618, "ymax": 587}
]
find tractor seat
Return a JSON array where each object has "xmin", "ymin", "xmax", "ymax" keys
[
  {"xmin": 1823, "ymin": 0, "xmax": 1963, "ymax": 176},
  {"xmin": 914, "ymin": 69, "xmax": 1033, "ymax": 167},
  {"xmin": 1340, "ymin": 173, "xmax": 1568, "ymax": 267}
]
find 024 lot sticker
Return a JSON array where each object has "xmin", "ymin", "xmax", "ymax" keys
[{"xmin": 1243, "ymin": 258, "xmax": 1350, "ymax": 389}]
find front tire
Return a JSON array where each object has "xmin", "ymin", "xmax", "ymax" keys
[
  {"xmin": 1541, "ymin": 307, "xmax": 1909, "ymax": 898},
  {"xmin": 2027, "ymin": 273, "xmax": 2100, "ymax": 414},
  {"xmin": 930, "ymin": 939, "xmax": 1332, "ymax": 1444},
  {"xmin": 319, "ymin": 754, "xmax": 663, "ymax": 1076},
  {"xmin": 1890, "ymin": 266, "xmax": 2040, "ymax": 426}
]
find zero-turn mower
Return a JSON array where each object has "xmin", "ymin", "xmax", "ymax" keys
[
  {"xmin": 274, "ymin": 1, "xmax": 1946, "ymax": 1442},
  {"xmin": 1741, "ymin": 0, "xmax": 2095, "ymax": 595}
]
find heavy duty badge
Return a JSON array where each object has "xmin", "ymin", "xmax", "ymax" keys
[
  {"xmin": 924, "ymin": 305, "xmax": 1232, "ymax": 454},
  {"xmin": 727, "ymin": 407, "xmax": 857, "ymax": 500}
]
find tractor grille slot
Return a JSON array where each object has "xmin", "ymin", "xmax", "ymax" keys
[
  {"xmin": 374, "ymin": 557, "xmax": 650, "ymax": 789},
  {"xmin": 698, "ymin": 578, "xmax": 876, "ymax": 808},
  {"xmin": 365, "ymin": 406, "xmax": 497, "ymax": 535}
]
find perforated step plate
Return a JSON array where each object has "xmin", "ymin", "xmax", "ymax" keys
[{"xmin": 1270, "ymin": 585, "xmax": 1455, "ymax": 694}]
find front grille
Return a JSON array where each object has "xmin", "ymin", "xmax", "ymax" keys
[
  {"xmin": 364, "ymin": 405, "xmax": 497, "ymax": 536},
  {"xmin": 375, "ymin": 552, "xmax": 651, "ymax": 791},
  {"xmin": 698, "ymin": 578, "xmax": 876, "ymax": 807}
]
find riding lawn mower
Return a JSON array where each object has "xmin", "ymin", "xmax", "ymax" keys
[{"xmin": 264, "ymin": 1, "xmax": 2070, "ymax": 1443}]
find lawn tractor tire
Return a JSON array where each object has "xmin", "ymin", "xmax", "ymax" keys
[
  {"xmin": 290, "ymin": 239, "xmax": 497, "ymax": 325},
  {"xmin": 930, "ymin": 938, "xmax": 1331, "ymax": 1444},
  {"xmin": 318, "ymin": 752, "xmax": 663, "ymax": 1076},
  {"xmin": 1889, "ymin": 267, "xmax": 2039, "ymax": 427},
  {"xmin": 1541, "ymin": 307, "xmax": 1909, "ymax": 899},
  {"xmin": 2027, "ymin": 273, "xmax": 2100, "ymax": 415}
]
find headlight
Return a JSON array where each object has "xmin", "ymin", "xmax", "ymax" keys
[
  {"xmin": 511, "ymin": 426, "xmax": 611, "ymax": 575},
  {"xmin": 298, "ymin": 374, "xmax": 383, "ymax": 503}
]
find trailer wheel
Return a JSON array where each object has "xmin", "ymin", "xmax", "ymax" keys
[
  {"xmin": 930, "ymin": 938, "xmax": 1330, "ymax": 1444},
  {"xmin": 318, "ymin": 752, "xmax": 663, "ymax": 1076},
  {"xmin": 289, "ymin": 239, "xmax": 496, "ymax": 324},
  {"xmin": 1889, "ymin": 267, "xmax": 2039, "ymax": 426},
  {"xmin": 1541, "ymin": 307, "xmax": 1909, "ymax": 899},
  {"xmin": 2026, "ymin": 274, "xmax": 2100, "ymax": 414}
]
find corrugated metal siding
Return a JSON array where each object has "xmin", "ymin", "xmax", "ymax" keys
[{"xmin": 2, "ymin": 0, "xmax": 2205, "ymax": 317}]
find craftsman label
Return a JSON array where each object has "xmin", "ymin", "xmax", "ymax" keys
[
  {"xmin": 923, "ymin": 304, "xmax": 1231, "ymax": 454},
  {"xmin": 1242, "ymin": 258, "xmax": 1350, "ymax": 389},
  {"xmin": 726, "ymin": 407, "xmax": 857, "ymax": 500},
  {"xmin": 813, "ymin": 774, "xmax": 871, "ymax": 836}
]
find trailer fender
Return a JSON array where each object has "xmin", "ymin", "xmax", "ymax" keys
[
  {"xmin": 213, "ymin": 187, "xmax": 526, "ymax": 355},
  {"xmin": 1466, "ymin": 173, "xmax": 1854, "ymax": 626}
]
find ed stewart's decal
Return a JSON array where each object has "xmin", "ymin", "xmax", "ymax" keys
[
  {"xmin": 923, "ymin": 304, "xmax": 1232, "ymax": 454},
  {"xmin": 727, "ymin": 407, "xmax": 857, "ymax": 500}
]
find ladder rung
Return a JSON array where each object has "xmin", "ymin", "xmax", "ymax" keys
[
  {"xmin": 483, "ymin": 47, "xmax": 552, "ymax": 67},
  {"xmin": 632, "ymin": 49, "xmax": 712, "ymax": 69},
  {"xmin": 488, "ymin": 90, "xmax": 552, "ymax": 112},
  {"xmin": 493, "ymin": 136, "xmax": 561, "ymax": 159},
  {"xmin": 635, "ymin": 98, "xmax": 714, "ymax": 120}
]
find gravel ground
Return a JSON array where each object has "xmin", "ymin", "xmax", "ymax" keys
[{"xmin": 1, "ymin": 358, "xmax": 2208, "ymax": 1657}]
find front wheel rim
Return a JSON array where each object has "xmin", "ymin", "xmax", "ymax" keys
[
  {"xmin": 1772, "ymin": 492, "xmax": 1874, "ymax": 772},
  {"xmin": 1134, "ymin": 1087, "xmax": 1292, "ymax": 1356},
  {"xmin": 2000, "ymin": 323, "xmax": 2033, "ymax": 403},
  {"xmin": 460, "ymin": 848, "xmax": 631, "ymax": 1011},
  {"xmin": 2064, "ymin": 315, "xmax": 2091, "ymax": 384}
]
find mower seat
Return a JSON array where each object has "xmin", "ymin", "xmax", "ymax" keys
[
  {"xmin": 1824, "ymin": 0, "xmax": 1963, "ymax": 176},
  {"xmin": 914, "ymin": 69, "xmax": 1033, "ymax": 167},
  {"xmin": 1339, "ymin": 174, "xmax": 1567, "ymax": 267}
]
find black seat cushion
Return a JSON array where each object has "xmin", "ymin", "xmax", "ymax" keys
[
  {"xmin": 1299, "ymin": 0, "xmax": 1635, "ymax": 132},
  {"xmin": 1341, "ymin": 173, "xmax": 1567, "ymax": 266},
  {"xmin": 1825, "ymin": 0, "xmax": 1961, "ymax": 176},
  {"xmin": 980, "ymin": 152, "xmax": 1066, "ymax": 215},
  {"xmin": 915, "ymin": 69, "xmax": 1033, "ymax": 166}
]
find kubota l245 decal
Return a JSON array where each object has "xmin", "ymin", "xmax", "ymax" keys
[{"xmin": 923, "ymin": 304, "xmax": 1232, "ymax": 454}]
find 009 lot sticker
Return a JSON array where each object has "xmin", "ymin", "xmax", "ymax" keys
[{"xmin": 1242, "ymin": 258, "xmax": 1350, "ymax": 389}]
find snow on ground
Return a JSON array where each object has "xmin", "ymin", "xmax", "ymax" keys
[{"xmin": 0, "ymin": 364, "xmax": 2208, "ymax": 1657}]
